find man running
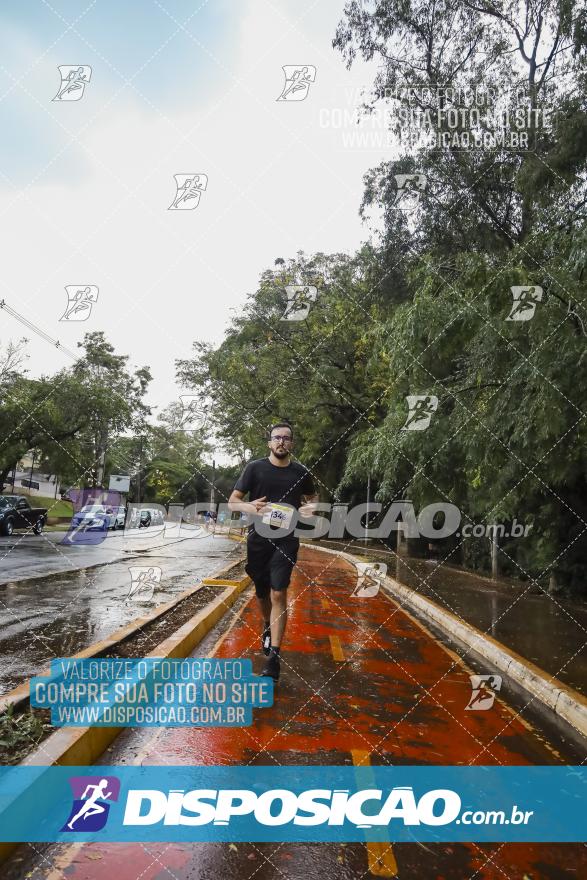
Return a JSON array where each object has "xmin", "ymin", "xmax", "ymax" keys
[{"xmin": 229, "ymin": 421, "xmax": 318, "ymax": 680}]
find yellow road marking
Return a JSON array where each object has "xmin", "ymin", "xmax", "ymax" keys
[
  {"xmin": 351, "ymin": 748, "xmax": 371, "ymax": 765},
  {"xmin": 351, "ymin": 750, "xmax": 398, "ymax": 877},
  {"xmin": 329, "ymin": 634, "xmax": 345, "ymax": 661}
]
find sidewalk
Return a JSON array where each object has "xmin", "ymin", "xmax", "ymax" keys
[{"xmin": 8, "ymin": 545, "xmax": 587, "ymax": 879}]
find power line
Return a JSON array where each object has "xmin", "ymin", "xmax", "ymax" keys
[{"xmin": 0, "ymin": 299, "xmax": 79, "ymax": 361}]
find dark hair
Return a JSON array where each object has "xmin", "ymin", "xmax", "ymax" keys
[{"xmin": 268, "ymin": 421, "xmax": 294, "ymax": 440}]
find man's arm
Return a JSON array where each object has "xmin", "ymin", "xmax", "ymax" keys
[{"xmin": 228, "ymin": 489, "xmax": 269, "ymax": 516}]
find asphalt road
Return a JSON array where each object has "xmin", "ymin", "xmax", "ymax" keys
[
  {"xmin": 0, "ymin": 524, "xmax": 220, "ymax": 585},
  {"xmin": 0, "ymin": 529, "xmax": 241, "ymax": 694},
  {"xmin": 6, "ymin": 546, "xmax": 585, "ymax": 880}
]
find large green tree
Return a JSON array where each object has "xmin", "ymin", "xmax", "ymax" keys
[
  {"xmin": 333, "ymin": 0, "xmax": 587, "ymax": 592},
  {"xmin": 176, "ymin": 249, "xmax": 389, "ymax": 494},
  {"xmin": 0, "ymin": 333, "xmax": 152, "ymax": 495}
]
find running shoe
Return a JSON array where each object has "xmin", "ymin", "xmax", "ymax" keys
[
  {"xmin": 261, "ymin": 652, "xmax": 280, "ymax": 680},
  {"xmin": 262, "ymin": 624, "xmax": 271, "ymax": 656}
]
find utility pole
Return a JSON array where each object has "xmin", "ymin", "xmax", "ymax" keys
[
  {"xmin": 210, "ymin": 459, "xmax": 216, "ymax": 533},
  {"xmin": 490, "ymin": 524, "xmax": 499, "ymax": 579},
  {"xmin": 364, "ymin": 473, "xmax": 371, "ymax": 544},
  {"xmin": 210, "ymin": 458, "xmax": 216, "ymax": 509},
  {"xmin": 29, "ymin": 449, "xmax": 36, "ymax": 491},
  {"xmin": 136, "ymin": 438, "xmax": 143, "ymax": 504}
]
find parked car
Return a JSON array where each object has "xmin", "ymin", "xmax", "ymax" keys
[
  {"xmin": 139, "ymin": 508, "xmax": 165, "ymax": 528},
  {"xmin": 71, "ymin": 504, "xmax": 117, "ymax": 531},
  {"xmin": 112, "ymin": 505, "xmax": 127, "ymax": 529},
  {"xmin": 0, "ymin": 495, "xmax": 48, "ymax": 536}
]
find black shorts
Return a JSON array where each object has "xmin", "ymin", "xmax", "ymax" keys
[{"xmin": 245, "ymin": 531, "xmax": 300, "ymax": 597}]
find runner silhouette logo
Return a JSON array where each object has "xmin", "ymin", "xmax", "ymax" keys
[
  {"xmin": 168, "ymin": 174, "xmax": 208, "ymax": 210},
  {"xmin": 61, "ymin": 776, "xmax": 120, "ymax": 832},
  {"xmin": 276, "ymin": 65, "xmax": 316, "ymax": 101},
  {"xmin": 465, "ymin": 674, "xmax": 502, "ymax": 711},
  {"xmin": 506, "ymin": 285, "xmax": 543, "ymax": 321},
  {"xmin": 53, "ymin": 65, "xmax": 92, "ymax": 101}
]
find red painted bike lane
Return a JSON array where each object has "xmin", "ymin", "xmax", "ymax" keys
[{"xmin": 13, "ymin": 546, "xmax": 587, "ymax": 879}]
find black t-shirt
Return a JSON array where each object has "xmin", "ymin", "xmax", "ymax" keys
[{"xmin": 234, "ymin": 458, "xmax": 315, "ymax": 510}]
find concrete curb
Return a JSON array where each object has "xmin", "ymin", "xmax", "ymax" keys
[
  {"xmin": 21, "ymin": 574, "xmax": 251, "ymax": 767},
  {"xmin": 311, "ymin": 543, "xmax": 587, "ymax": 740},
  {"xmin": 0, "ymin": 569, "xmax": 251, "ymax": 862},
  {"xmin": 0, "ymin": 556, "xmax": 245, "ymax": 716}
]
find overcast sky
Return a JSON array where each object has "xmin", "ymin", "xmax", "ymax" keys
[{"xmin": 0, "ymin": 0, "xmax": 389, "ymax": 428}]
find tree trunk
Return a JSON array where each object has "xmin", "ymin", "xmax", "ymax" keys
[
  {"xmin": 548, "ymin": 571, "xmax": 561, "ymax": 596},
  {"xmin": 0, "ymin": 465, "xmax": 11, "ymax": 491},
  {"xmin": 95, "ymin": 424, "xmax": 109, "ymax": 487},
  {"xmin": 490, "ymin": 525, "xmax": 499, "ymax": 579}
]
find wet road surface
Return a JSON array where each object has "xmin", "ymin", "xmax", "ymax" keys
[
  {"xmin": 0, "ymin": 532, "xmax": 240, "ymax": 694},
  {"xmin": 8, "ymin": 545, "xmax": 586, "ymax": 879},
  {"xmin": 0, "ymin": 530, "xmax": 135, "ymax": 585},
  {"xmin": 0, "ymin": 526, "xmax": 227, "ymax": 585},
  {"xmin": 319, "ymin": 541, "xmax": 587, "ymax": 697}
]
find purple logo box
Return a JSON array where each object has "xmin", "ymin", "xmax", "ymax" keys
[
  {"xmin": 61, "ymin": 775, "xmax": 120, "ymax": 832},
  {"xmin": 61, "ymin": 488, "xmax": 122, "ymax": 545}
]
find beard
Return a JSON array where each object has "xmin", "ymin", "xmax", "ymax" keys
[{"xmin": 272, "ymin": 447, "xmax": 289, "ymax": 458}]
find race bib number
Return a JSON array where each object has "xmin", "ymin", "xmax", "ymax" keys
[{"xmin": 262, "ymin": 503, "xmax": 294, "ymax": 529}]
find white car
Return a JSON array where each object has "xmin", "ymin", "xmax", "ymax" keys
[
  {"xmin": 71, "ymin": 505, "xmax": 112, "ymax": 531},
  {"xmin": 71, "ymin": 504, "xmax": 126, "ymax": 531},
  {"xmin": 112, "ymin": 505, "xmax": 127, "ymax": 529}
]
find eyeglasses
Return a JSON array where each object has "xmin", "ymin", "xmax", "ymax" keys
[{"xmin": 270, "ymin": 435, "xmax": 293, "ymax": 443}]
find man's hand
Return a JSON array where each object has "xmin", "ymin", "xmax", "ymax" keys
[
  {"xmin": 228, "ymin": 492, "xmax": 269, "ymax": 517},
  {"xmin": 248, "ymin": 496, "xmax": 269, "ymax": 515},
  {"xmin": 236, "ymin": 496, "xmax": 269, "ymax": 516}
]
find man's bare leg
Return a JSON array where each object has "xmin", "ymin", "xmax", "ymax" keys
[
  {"xmin": 269, "ymin": 588, "xmax": 287, "ymax": 647},
  {"xmin": 256, "ymin": 593, "xmax": 272, "ymax": 624},
  {"xmin": 261, "ymin": 589, "xmax": 287, "ymax": 680},
  {"xmin": 257, "ymin": 593, "xmax": 272, "ymax": 655}
]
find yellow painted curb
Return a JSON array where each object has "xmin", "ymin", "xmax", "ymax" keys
[
  {"xmin": 202, "ymin": 577, "xmax": 243, "ymax": 586},
  {"xmin": 21, "ymin": 574, "xmax": 251, "ymax": 768},
  {"xmin": 0, "ymin": 572, "xmax": 251, "ymax": 864},
  {"xmin": 0, "ymin": 557, "xmax": 245, "ymax": 716}
]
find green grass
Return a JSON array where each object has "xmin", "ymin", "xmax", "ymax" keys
[{"xmin": 2, "ymin": 489, "xmax": 73, "ymax": 517}]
